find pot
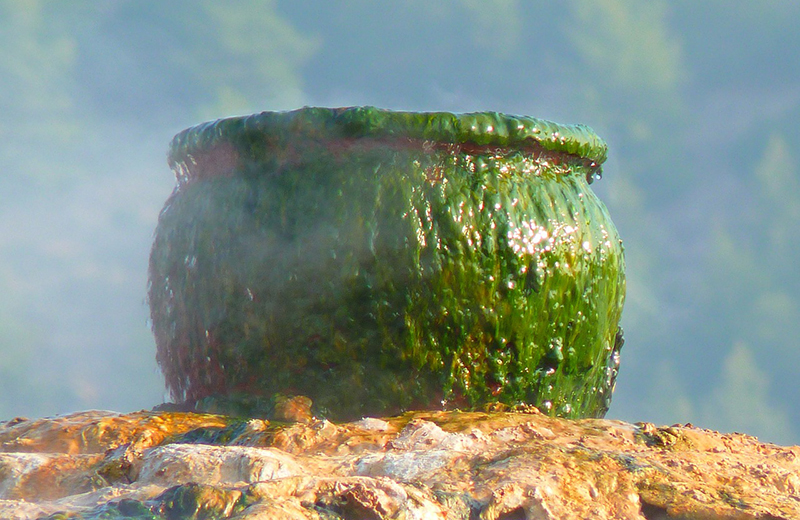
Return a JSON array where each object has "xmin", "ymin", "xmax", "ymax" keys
[{"xmin": 148, "ymin": 106, "xmax": 626, "ymax": 420}]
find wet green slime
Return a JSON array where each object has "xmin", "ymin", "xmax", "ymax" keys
[{"xmin": 149, "ymin": 107, "xmax": 626, "ymax": 420}]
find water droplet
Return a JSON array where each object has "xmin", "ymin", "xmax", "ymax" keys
[{"xmin": 586, "ymin": 167, "xmax": 604, "ymax": 184}]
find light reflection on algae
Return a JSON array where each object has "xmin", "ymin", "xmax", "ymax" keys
[{"xmin": 148, "ymin": 107, "xmax": 626, "ymax": 421}]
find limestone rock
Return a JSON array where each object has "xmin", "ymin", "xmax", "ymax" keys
[
  {"xmin": 0, "ymin": 409, "xmax": 798, "ymax": 519},
  {"xmin": 136, "ymin": 444, "xmax": 306, "ymax": 486}
]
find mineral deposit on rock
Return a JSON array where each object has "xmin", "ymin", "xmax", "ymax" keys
[{"xmin": 1, "ymin": 408, "xmax": 799, "ymax": 519}]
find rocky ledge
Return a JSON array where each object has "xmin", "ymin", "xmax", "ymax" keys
[{"xmin": 1, "ymin": 407, "xmax": 798, "ymax": 519}]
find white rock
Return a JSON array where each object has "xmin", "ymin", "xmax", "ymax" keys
[
  {"xmin": 356, "ymin": 449, "xmax": 453, "ymax": 481},
  {"xmin": 0, "ymin": 498, "xmax": 54, "ymax": 520},
  {"xmin": 135, "ymin": 443, "xmax": 306, "ymax": 486},
  {"xmin": 353, "ymin": 417, "xmax": 391, "ymax": 432},
  {"xmin": 391, "ymin": 419, "xmax": 475, "ymax": 451},
  {"xmin": 357, "ymin": 420, "xmax": 477, "ymax": 481},
  {"xmin": 0, "ymin": 453, "xmax": 50, "ymax": 499}
]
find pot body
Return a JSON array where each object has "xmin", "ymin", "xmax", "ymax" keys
[{"xmin": 149, "ymin": 107, "xmax": 625, "ymax": 420}]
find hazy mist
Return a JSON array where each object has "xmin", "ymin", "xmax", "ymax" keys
[{"xmin": 2, "ymin": 1, "xmax": 799, "ymax": 445}]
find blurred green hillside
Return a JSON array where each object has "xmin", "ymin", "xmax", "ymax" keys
[{"xmin": 1, "ymin": 0, "xmax": 799, "ymax": 444}]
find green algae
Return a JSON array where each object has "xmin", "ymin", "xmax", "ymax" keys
[
  {"xmin": 40, "ymin": 485, "xmax": 246, "ymax": 520},
  {"xmin": 149, "ymin": 107, "xmax": 625, "ymax": 421},
  {"xmin": 155, "ymin": 483, "xmax": 246, "ymax": 520},
  {"xmin": 635, "ymin": 424, "xmax": 698, "ymax": 451},
  {"xmin": 171, "ymin": 418, "xmax": 260, "ymax": 445},
  {"xmin": 40, "ymin": 499, "xmax": 161, "ymax": 520}
]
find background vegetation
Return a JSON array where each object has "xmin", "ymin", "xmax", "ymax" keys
[{"xmin": 2, "ymin": 0, "xmax": 799, "ymax": 444}]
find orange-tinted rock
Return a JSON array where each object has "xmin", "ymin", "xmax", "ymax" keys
[
  {"xmin": 0, "ymin": 410, "xmax": 228, "ymax": 455},
  {"xmin": 1, "ymin": 409, "xmax": 799, "ymax": 519}
]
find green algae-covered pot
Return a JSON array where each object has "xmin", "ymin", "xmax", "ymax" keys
[{"xmin": 149, "ymin": 107, "xmax": 626, "ymax": 421}]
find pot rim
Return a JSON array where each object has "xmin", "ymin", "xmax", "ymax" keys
[{"xmin": 169, "ymin": 107, "xmax": 607, "ymax": 173}]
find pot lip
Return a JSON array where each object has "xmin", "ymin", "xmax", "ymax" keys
[{"xmin": 169, "ymin": 106, "xmax": 608, "ymax": 167}]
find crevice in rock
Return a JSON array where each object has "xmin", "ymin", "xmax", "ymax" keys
[
  {"xmin": 496, "ymin": 506, "xmax": 527, "ymax": 520},
  {"xmin": 640, "ymin": 501, "xmax": 671, "ymax": 520},
  {"xmin": 640, "ymin": 500, "xmax": 694, "ymax": 520}
]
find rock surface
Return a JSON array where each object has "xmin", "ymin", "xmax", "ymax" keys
[{"xmin": 1, "ymin": 408, "xmax": 799, "ymax": 519}]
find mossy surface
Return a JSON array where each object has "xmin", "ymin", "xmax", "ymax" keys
[
  {"xmin": 168, "ymin": 106, "xmax": 608, "ymax": 177},
  {"xmin": 40, "ymin": 499, "xmax": 161, "ymax": 520},
  {"xmin": 149, "ymin": 107, "xmax": 625, "ymax": 421}
]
